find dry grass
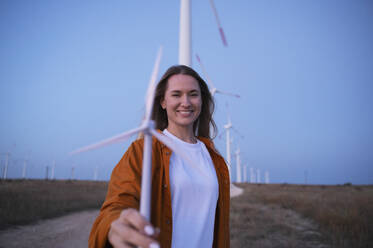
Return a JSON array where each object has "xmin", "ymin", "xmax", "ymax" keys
[
  {"xmin": 0, "ymin": 179, "xmax": 108, "ymax": 230},
  {"xmin": 1, "ymin": 180, "xmax": 372, "ymax": 248},
  {"xmin": 232, "ymin": 183, "xmax": 373, "ymax": 248}
]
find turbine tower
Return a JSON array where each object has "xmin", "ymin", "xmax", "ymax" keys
[
  {"xmin": 22, "ymin": 158, "xmax": 28, "ymax": 179},
  {"xmin": 93, "ymin": 165, "xmax": 98, "ymax": 181},
  {"xmin": 265, "ymin": 170, "xmax": 270, "ymax": 184},
  {"xmin": 51, "ymin": 160, "xmax": 56, "ymax": 180},
  {"xmin": 223, "ymin": 114, "xmax": 232, "ymax": 181},
  {"xmin": 1, "ymin": 152, "xmax": 10, "ymax": 180},
  {"xmin": 179, "ymin": 0, "xmax": 227, "ymax": 66},
  {"xmin": 250, "ymin": 167, "xmax": 255, "ymax": 183},
  {"xmin": 243, "ymin": 163, "xmax": 247, "ymax": 182},
  {"xmin": 235, "ymin": 146, "xmax": 241, "ymax": 183},
  {"xmin": 256, "ymin": 168, "xmax": 261, "ymax": 183}
]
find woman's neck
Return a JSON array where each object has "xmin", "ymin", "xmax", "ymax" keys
[{"xmin": 166, "ymin": 125, "xmax": 197, "ymax": 144}]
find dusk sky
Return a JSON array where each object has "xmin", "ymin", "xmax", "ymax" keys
[{"xmin": 1, "ymin": 0, "xmax": 372, "ymax": 184}]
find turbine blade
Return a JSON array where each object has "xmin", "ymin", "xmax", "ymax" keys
[
  {"xmin": 215, "ymin": 89, "xmax": 240, "ymax": 98},
  {"xmin": 70, "ymin": 126, "xmax": 146, "ymax": 155},
  {"xmin": 144, "ymin": 46, "xmax": 163, "ymax": 122},
  {"xmin": 209, "ymin": 0, "xmax": 228, "ymax": 47},
  {"xmin": 195, "ymin": 54, "xmax": 215, "ymax": 89},
  {"xmin": 150, "ymin": 129, "xmax": 207, "ymax": 176}
]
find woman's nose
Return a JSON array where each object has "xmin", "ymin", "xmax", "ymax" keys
[{"xmin": 180, "ymin": 95, "xmax": 191, "ymax": 106}]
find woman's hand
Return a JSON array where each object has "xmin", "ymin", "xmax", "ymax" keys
[{"xmin": 108, "ymin": 208, "xmax": 160, "ymax": 248}]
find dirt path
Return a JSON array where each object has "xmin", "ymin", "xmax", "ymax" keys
[
  {"xmin": 0, "ymin": 210, "xmax": 99, "ymax": 248},
  {"xmin": 0, "ymin": 185, "xmax": 330, "ymax": 248}
]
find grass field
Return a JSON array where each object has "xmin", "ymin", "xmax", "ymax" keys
[
  {"xmin": 231, "ymin": 183, "xmax": 373, "ymax": 248},
  {"xmin": 1, "ymin": 180, "xmax": 372, "ymax": 247},
  {"xmin": 0, "ymin": 179, "xmax": 107, "ymax": 230}
]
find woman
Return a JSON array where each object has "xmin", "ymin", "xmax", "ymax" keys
[{"xmin": 89, "ymin": 65, "xmax": 230, "ymax": 248}]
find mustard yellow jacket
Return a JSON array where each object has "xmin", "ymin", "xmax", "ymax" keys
[{"xmin": 89, "ymin": 134, "xmax": 230, "ymax": 248}]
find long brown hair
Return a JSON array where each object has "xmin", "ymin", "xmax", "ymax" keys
[{"xmin": 151, "ymin": 65, "xmax": 217, "ymax": 139}]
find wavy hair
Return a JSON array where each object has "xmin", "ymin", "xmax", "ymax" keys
[{"xmin": 151, "ymin": 65, "xmax": 217, "ymax": 139}]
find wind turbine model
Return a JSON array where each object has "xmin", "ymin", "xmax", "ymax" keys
[
  {"xmin": 71, "ymin": 47, "xmax": 198, "ymax": 221},
  {"xmin": 179, "ymin": 0, "xmax": 227, "ymax": 66},
  {"xmin": 195, "ymin": 54, "xmax": 240, "ymax": 98}
]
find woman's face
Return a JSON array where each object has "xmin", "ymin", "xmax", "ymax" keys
[{"xmin": 161, "ymin": 74, "xmax": 202, "ymax": 131}]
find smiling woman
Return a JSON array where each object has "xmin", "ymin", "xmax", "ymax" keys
[{"xmin": 88, "ymin": 65, "xmax": 230, "ymax": 248}]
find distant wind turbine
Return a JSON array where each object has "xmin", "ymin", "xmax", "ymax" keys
[
  {"xmin": 265, "ymin": 170, "xmax": 270, "ymax": 184},
  {"xmin": 93, "ymin": 165, "xmax": 98, "ymax": 181},
  {"xmin": 256, "ymin": 168, "xmax": 261, "ymax": 183},
  {"xmin": 51, "ymin": 160, "xmax": 56, "ymax": 180},
  {"xmin": 179, "ymin": 0, "xmax": 227, "ymax": 66},
  {"xmin": 1, "ymin": 152, "xmax": 10, "ymax": 180},
  {"xmin": 22, "ymin": 158, "xmax": 28, "ymax": 179},
  {"xmin": 235, "ymin": 146, "xmax": 242, "ymax": 183},
  {"xmin": 250, "ymin": 167, "xmax": 256, "ymax": 183},
  {"xmin": 70, "ymin": 47, "xmax": 200, "ymax": 221},
  {"xmin": 195, "ymin": 54, "xmax": 240, "ymax": 98}
]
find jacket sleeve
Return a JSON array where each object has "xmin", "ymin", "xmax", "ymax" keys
[{"xmin": 89, "ymin": 140, "xmax": 144, "ymax": 248}]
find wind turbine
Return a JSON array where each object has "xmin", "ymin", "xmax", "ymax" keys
[
  {"xmin": 222, "ymin": 113, "xmax": 232, "ymax": 181},
  {"xmin": 1, "ymin": 152, "xmax": 10, "ymax": 180},
  {"xmin": 234, "ymin": 146, "xmax": 242, "ymax": 183},
  {"xmin": 256, "ymin": 168, "xmax": 261, "ymax": 183},
  {"xmin": 265, "ymin": 170, "xmax": 270, "ymax": 184},
  {"xmin": 22, "ymin": 158, "xmax": 28, "ymax": 179},
  {"xmin": 71, "ymin": 47, "xmax": 198, "ymax": 221},
  {"xmin": 243, "ymin": 163, "xmax": 247, "ymax": 183},
  {"xmin": 250, "ymin": 167, "xmax": 255, "ymax": 183},
  {"xmin": 195, "ymin": 54, "xmax": 240, "ymax": 98},
  {"xmin": 179, "ymin": 0, "xmax": 227, "ymax": 66},
  {"xmin": 93, "ymin": 165, "xmax": 99, "ymax": 181},
  {"xmin": 50, "ymin": 160, "xmax": 56, "ymax": 180}
]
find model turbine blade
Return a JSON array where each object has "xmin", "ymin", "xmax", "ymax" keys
[
  {"xmin": 209, "ymin": 0, "xmax": 228, "ymax": 47},
  {"xmin": 70, "ymin": 126, "xmax": 146, "ymax": 155},
  {"xmin": 144, "ymin": 46, "xmax": 163, "ymax": 122},
  {"xmin": 150, "ymin": 129, "xmax": 206, "ymax": 176}
]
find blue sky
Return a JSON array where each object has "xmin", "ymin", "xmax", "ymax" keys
[{"xmin": 1, "ymin": 0, "xmax": 372, "ymax": 184}]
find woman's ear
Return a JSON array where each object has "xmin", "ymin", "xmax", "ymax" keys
[{"xmin": 160, "ymin": 98, "xmax": 166, "ymax": 110}]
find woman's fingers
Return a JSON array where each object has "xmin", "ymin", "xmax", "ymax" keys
[
  {"xmin": 120, "ymin": 209, "xmax": 156, "ymax": 236},
  {"xmin": 108, "ymin": 208, "xmax": 160, "ymax": 248}
]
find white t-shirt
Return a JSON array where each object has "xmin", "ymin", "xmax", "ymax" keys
[{"xmin": 163, "ymin": 129, "xmax": 219, "ymax": 248}]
